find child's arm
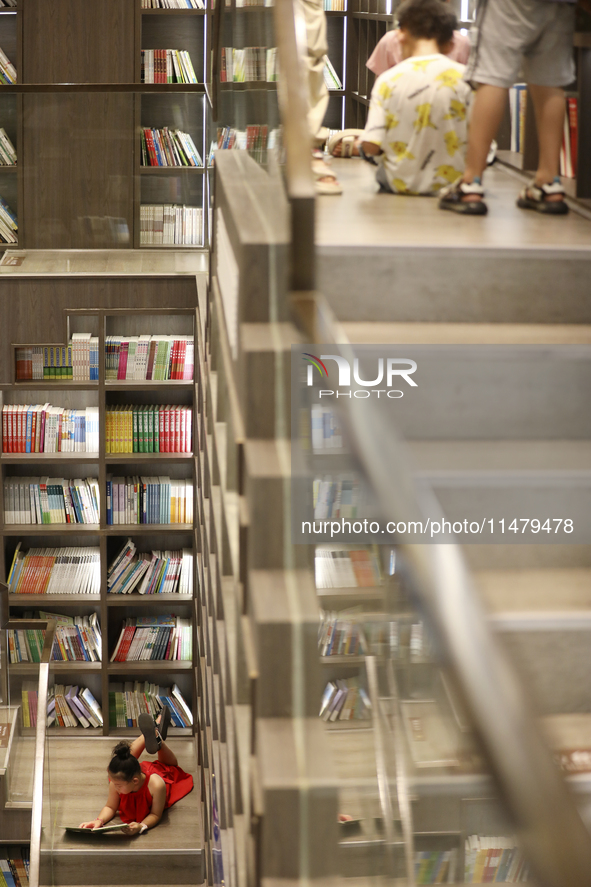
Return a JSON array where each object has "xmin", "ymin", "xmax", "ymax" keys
[
  {"xmin": 121, "ymin": 773, "xmax": 167, "ymax": 836},
  {"xmin": 79, "ymin": 782, "xmax": 120, "ymax": 829}
]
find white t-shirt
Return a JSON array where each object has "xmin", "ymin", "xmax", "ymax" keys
[{"xmin": 361, "ymin": 54, "xmax": 472, "ymax": 195}]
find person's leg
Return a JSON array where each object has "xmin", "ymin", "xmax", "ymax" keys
[
  {"xmin": 463, "ymin": 85, "xmax": 509, "ymax": 183},
  {"xmin": 528, "ymin": 83, "xmax": 566, "ymax": 198},
  {"xmin": 129, "ymin": 734, "xmax": 145, "ymax": 759},
  {"xmin": 157, "ymin": 741, "xmax": 178, "ymax": 768}
]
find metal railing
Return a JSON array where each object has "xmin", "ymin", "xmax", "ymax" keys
[{"xmin": 1, "ymin": 581, "xmax": 56, "ymax": 887}]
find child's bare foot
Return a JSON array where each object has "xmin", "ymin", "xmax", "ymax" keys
[{"xmin": 338, "ymin": 813, "xmax": 353, "ymax": 822}]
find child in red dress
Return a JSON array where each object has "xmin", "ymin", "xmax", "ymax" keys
[{"xmin": 80, "ymin": 707, "xmax": 193, "ymax": 836}]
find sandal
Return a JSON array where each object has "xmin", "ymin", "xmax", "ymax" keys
[
  {"xmin": 516, "ymin": 178, "xmax": 569, "ymax": 215},
  {"xmin": 311, "ymin": 157, "xmax": 343, "ymax": 195},
  {"xmin": 139, "ymin": 712, "xmax": 162, "ymax": 754},
  {"xmin": 327, "ymin": 129, "xmax": 364, "ymax": 158},
  {"xmin": 156, "ymin": 705, "xmax": 171, "ymax": 742},
  {"xmin": 439, "ymin": 178, "xmax": 487, "ymax": 215}
]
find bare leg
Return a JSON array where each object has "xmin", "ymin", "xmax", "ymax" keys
[
  {"xmin": 464, "ymin": 84, "xmax": 508, "ymax": 183},
  {"xmin": 157, "ymin": 740, "xmax": 178, "ymax": 767},
  {"xmin": 129, "ymin": 734, "xmax": 145, "ymax": 759},
  {"xmin": 528, "ymin": 83, "xmax": 566, "ymax": 201}
]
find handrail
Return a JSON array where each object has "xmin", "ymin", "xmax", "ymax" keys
[
  {"xmin": 385, "ymin": 657, "xmax": 415, "ymax": 887},
  {"xmin": 292, "ymin": 292, "xmax": 591, "ymax": 887},
  {"xmin": 1, "ymin": 581, "xmax": 56, "ymax": 887}
]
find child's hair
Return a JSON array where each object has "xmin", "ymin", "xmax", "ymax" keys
[
  {"xmin": 396, "ymin": 0, "xmax": 457, "ymax": 46},
  {"xmin": 108, "ymin": 741, "xmax": 141, "ymax": 781}
]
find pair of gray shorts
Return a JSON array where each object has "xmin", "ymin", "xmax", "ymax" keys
[{"xmin": 465, "ymin": 0, "xmax": 576, "ymax": 89}]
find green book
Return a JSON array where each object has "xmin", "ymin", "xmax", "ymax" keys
[
  {"xmin": 154, "ymin": 405, "xmax": 160, "ymax": 453},
  {"xmin": 43, "ymin": 346, "xmax": 50, "ymax": 379},
  {"xmin": 148, "ymin": 406, "xmax": 154, "ymax": 453},
  {"xmin": 133, "ymin": 406, "xmax": 138, "ymax": 453}
]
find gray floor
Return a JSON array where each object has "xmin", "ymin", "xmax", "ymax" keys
[{"xmin": 317, "ymin": 158, "xmax": 591, "ymax": 249}]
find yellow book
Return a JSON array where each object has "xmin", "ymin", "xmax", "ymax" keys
[
  {"xmin": 127, "ymin": 406, "xmax": 133, "ymax": 454},
  {"xmin": 22, "ymin": 688, "xmax": 30, "ymax": 727}
]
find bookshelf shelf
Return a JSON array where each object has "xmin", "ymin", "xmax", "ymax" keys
[
  {"xmin": 1, "ymin": 453, "xmax": 100, "ymax": 463},
  {"xmin": 219, "ymin": 81, "xmax": 277, "ymax": 91},
  {"xmin": 107, "ymin": 660, "xmax": 193, "ymax": 674},
  {"xmin": 107, "ymin": 594, "xmax": 193, "ymax": 605},
  {"xmin": 140, "ymin": 8, "xmax": 207, "ymax": 15},
  {"xmin": 12, "ymin": 382, "xmax": 99, "ymax": 390},
  {"xmin": 139, "ymin": 166, "xmax": 206, "ymax": 173},
  {"xmin": 104, "ymin": 523, "xmax": 193, "ymax": 534},
  {"xmin": 2, "ymin": 524, "xmax": 100, "ymax": 535},
  {"xmin": 104, "ymin": 381, "xmax": 194, "ymax": 390},
  {"xmin": 10, "ymin": 662, "xmax": 102, "ymax": 674},
  {"xmin": 9, "ymin": 595, "xmax": 100, "ymax": 605},
  {"xmin": 105, "ymin": 453, "xmax": 194, "ymax": 463}
]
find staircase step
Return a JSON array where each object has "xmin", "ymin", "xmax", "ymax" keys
[
  {"xmin": 475, "ymin": 568, "xmax": 591, "ymax": 626},
  {"xmin": 39, "ymin": 737, "xmax": 203, "ymax": 886},
  {"xmin": 409, "ymin": 441, "xmax": 591, "ymax": 474},
  {"xmin": 341, "ymin": 322, "xmax": 591, "ymax": 346}
]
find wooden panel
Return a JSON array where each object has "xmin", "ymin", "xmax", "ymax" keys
[
  {"xmin": 0, "ymin": 276, "xmax": 197, "ymax": 382},
  {"xmin": 22, "ymin": 0, "xmax": 134, "ymax": 83},
  {"xmin": 21, "ymin": 93, "xmax": 134, "ymax": 249}
]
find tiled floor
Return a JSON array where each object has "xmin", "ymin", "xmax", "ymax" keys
[
  {"xmin": 317, "ymin": 159, "xmax": 591, "ymax": 249},
  {"xmin": 0, "ymin": 249, "xmax": 208, "ymax": 276}
]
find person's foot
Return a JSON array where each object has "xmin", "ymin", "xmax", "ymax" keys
[
  {"xmin": 156, "ymin": 705, "xmax": 171, "ymax": 742},
  {"xmin": 516, "ymin": 178, "xmax": 569, "ymax": 214},
  {"xmin": 332, "ymin": 138, "xmax": 360, "ymax": 158},
  {"xmin": 439, "ymin": 177, "xmax": 487, "ymax": 215},
  {"xmin": 139, "ymin": 712, "xmax": 162, "ymax": 754},
  {"xmin": 311, "ymin": 153, "xmax": 342, "ymax": 195}
]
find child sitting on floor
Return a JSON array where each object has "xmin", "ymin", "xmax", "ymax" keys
[
  {"xmin": 357, "ymin": 0, "xmax": 472, "ymax": 195},
  {"xmin": 80, "ymin": 708, "xmax": 193, "ymax": 836}
]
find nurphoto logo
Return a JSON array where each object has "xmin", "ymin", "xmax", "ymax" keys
[{"xmin": 303, "ymin": 353, "xmax": 418, "ymax": 398}]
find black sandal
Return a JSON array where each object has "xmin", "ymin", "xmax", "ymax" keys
[
  {"xmin": 139, "ymin": 712, "xmax": 162, "ymax": 754},
  {"xmin": 157, "ymin": 705, "xmax": 171, "ymax": 742},
  {"xmin": 516, "ymin": 178, "xmax": 569, "ymax": 215},
  {"xmin": 439, "ymin": 178, "xmax": 487, "ymax": 215}
]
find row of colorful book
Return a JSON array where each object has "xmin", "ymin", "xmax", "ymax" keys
[
  {"xmin": 8, "ymin": 545, "xmax": 101, "ymax": 595},
  {"xmin": 323, "ymin": 0, "xmax": 346, "ymax": 8},
  {"xmin": 141, "ymin": 49, "xmax": 198, "ymax": 84},
  {"xmin": 0, "ymin": 127, "xmax": 16, "ymax": 165},
  {"xmin": 106, "ymin": 475, "xmax": 193, "ymax": 525},
  {"xmin": 320, "ymin": 677, "xmax": 371, "ymax": 721},
  {"xmin": 141, "ymin": 0, "xmax": 204, "ymax": 7},
  {"xmin": 0, "ymin": 195, "xmax": 17, "ymax": 243},
  {"xmin": 15, "ymin": 335, "xmax": 100, "ymax": 382},
  {"xmin": 141, "ymin": 127, "xmax": 203, "ymax": 167},
  {"xmin": 464, "ymin": 836, "xmax": 530, "ymax": 883},
  {"xmin": 108, "ymin": 539, "xmax": 193, "ymax": 595},
  {"xmin": 235, "ymin": 0, "xmax": 273, "ymax": 5},
  {"xmin": 7, "ymin": 612, "xmax": 102, "ymax": 663},
  {"xmin": 214, "ymin": 124, "xmax": 270, "ymax": 163},
  {"xmin": 109, "ymin": 681, "xmax": 193, "ymax": 728},
  {"xmin": 314, "ymin": 547, "xmax": 381, "ymax": 588},
  {"xmin": 105, "ymin": 404, "xmax": 193, "ymax": 454},
  {"xmin": 0, "ymin": 850, "xmax": 29, "ymax": 887},
  {"xmin": 220, "ymin": 46, "xmax": 277, "ymax": 82},
  {"xmin": 313, "ymin": 476, "xmax": 360, "ymax": 521},
  {"xmin": 105, "ymin": 334, "xmax": 194, "ymax": 381},
  {"xmin": 414, "ymin": 849, "xmax": 457, "ymax": 884},
  {"xmin": 2, "ymin": 404, "xmax": 99, "ymax": 454},
  {"xmin": 323, "ymin": 57, "xmax": 342, "ymax": 90},
  {"xmin": 0, "ymin": 44, "xmax": 16, "ymax": 84},
  {"xmin": 139, "ymin": 204, "xmax": 203, "ymax": 246},
  {"xmin": 4, "ymin": 476, "xmax": 100, "ymax": 525},
  {"xmin": 110, "ymin": 614, "xmax": 192, "ymax": 662},
  {"xmin": 48, "ymin": 684, "xmax": 104, "ymax": 728}
]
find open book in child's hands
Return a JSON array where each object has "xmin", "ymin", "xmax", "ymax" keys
[{"xmin": 65, "ymin": 823, "xmax": 129, "ymax": 834}]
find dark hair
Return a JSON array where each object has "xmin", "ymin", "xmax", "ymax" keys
[
  {"xmin": 397, "ymin": 0, "xmax": 457, "ymax": 46},
  {"xmin": 107, "ymin": 741, "xmax": 141, "ymax": 782}
]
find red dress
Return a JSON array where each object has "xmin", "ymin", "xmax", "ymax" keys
[{"xmin": 118, "ymin": 761, "xmax": 193, "ymax": 823}]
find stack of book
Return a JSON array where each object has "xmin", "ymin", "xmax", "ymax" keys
[
  {"xmin": 313, "ymin": 475, "xmax": 359, "ymax": 520},
  {"xmin": 108, "ymin": 539, "xmax": 193, "ymax": 596},
  {"xmin": 235, "ymin": 0, "xmax": 273, "ymax": 5},
  {"xmin": 141, "ymin": 127, "xmax": 203, "ymax": 167},
  {"xmin": 48, "ymin": 684, "xmax": 104, "ymax": 728},
  {"xmin": 7, "ymin": 612, "xmax": 102, "ymax": 663},
  {"xmin": 21, "ymin": 682, "xmax": 38, "ymax": 727},
  {"xmin": 220, "ymin": 47, "xmax": 277, "ymax": 82},
  {"xmin": 0, "ymin": 195, "xmax": 17, "ymax": 243},
  {"xmin": 0, "ymin": 127, "xmax": 16, "ymax": 165},
  {"xmin": 0, "ymin": 850, "xmax": 29, "ymax": 887},
  {"xmin": 414, "ymin": 849, "xmax": 457, "ymax": 884},
  {"xmin": 111, "ymin": 614, "xmax": 192, "ymax": 661},
  {"xmin": 3, "ymin": 476, "xmax": 100, "ymax": 525},
  {"xmin": 7, "ymin": 545, "xmax": 101, "ymax": 595},
  {"xmin": 141, "ymin": 49, "xmax": 198, "ymax": 83},
  {"xmin": 105, "ymin": 404, "xmax": 192, "ymax": 454},
  {"xmin": 2, "ymin": 404, "xmax": 99, "ymax": 454},
  {"xmin": 323, "ymin": 0, "xmax": 345, "ymax": 8},
  {"xmin": 215, "ymin": 125, "xmax": 269, "ymax": 162},
  {"xmin": 105, "ymin": 334, "xmax": 194, "ymax": 381},
  {"xmin": 464, "ymin": 836, "xmax": 529, "ymax": 883},
  {"xmin": 106, "ymin": 475, "xmax": 193, "ymax": 525},
  {"xmin": 14, "ymin": 335, "xmax": 99, "ymax": 382},
  {"xmin": 140, "ymin": 205, "xmax": 203, "ymax": 246},
  {"xmin": 141, "ymin": 0, "xmax": 204, "ymax": 7},
  {"xmin": 320, "ymin": 677, "xmax": 371, "ymax": 721},
  {"xmin": 323, "ymin": 57, "xmax": 342, "ymax": 90},
  {"xmin": 0, "ymin": 45, "xmax": 16, "ymax": 84},
  {"xmin": 319, "ymin": 613, "xmax": 367, "ymax": 657},
  {"xmin": 314, "ymin": 547, "xmax": 381, "ymax": 588},
  {"xmin": 109, "ymin": 681, "xmax": 193, "ymax": 728}
]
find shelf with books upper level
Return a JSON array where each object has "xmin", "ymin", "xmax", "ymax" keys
[
  {"xmin": 136, "ymin": 0, "xmax": 209, "ymax": 248},
  {"xmin": 2, "ymin": 306, "xmax": 199, "ymax": 736}
]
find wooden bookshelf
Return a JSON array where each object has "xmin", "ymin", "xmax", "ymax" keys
[{"xmin": 0, "ymin": 278, "xmax": 200, "ymax": 738}]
